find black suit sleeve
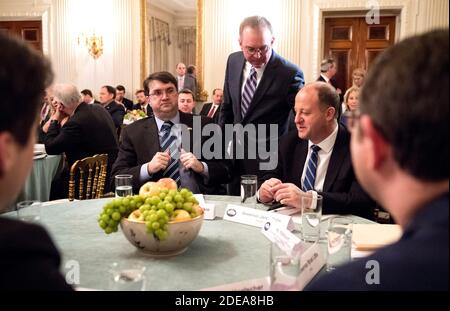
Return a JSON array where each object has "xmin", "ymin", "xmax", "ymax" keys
[
  {"xmin": 44, "ymin": 119, "xmax": 83, "ymax": 155},
  {"xmin": 218, "ymin": 57, "xmax": 235, "ymax": 128},
  {"xmin": 111, "ymin": 107, "xmax": 125, "ymax": 129}
]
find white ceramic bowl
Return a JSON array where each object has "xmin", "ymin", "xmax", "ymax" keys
[{"xmin": 120, "ymin": 215, "xmax": 204, "ymax": 257}]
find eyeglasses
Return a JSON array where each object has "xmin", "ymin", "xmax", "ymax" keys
[
  {"xmin": 149, "ymin": 87, "xmax": 177, "ymax": 98},
  {"xmin": 341, "ymin": 109, "xmax": 361, "ymax": 131},
  {"xmin": 244, "ymin": 45, "xmax": 270, "ymax": 55}
]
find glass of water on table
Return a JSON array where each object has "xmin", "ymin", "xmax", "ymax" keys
[
  {"xmin": 240, "ymin": 175, "xmax": 258, "ymax": 208},
  {"xmin": 115, "ymin": 175, "xmax": 133, "ymax": 197}
]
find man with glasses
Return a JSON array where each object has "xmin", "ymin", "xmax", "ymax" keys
[
  {"xmin": 306, "ymin": 30, "xmax": 448, "ymax": 290},
  {"xmin": 219, "ymin": 16, "xmax": 304, "ymax": 195},
  {"xmin": 111, "ymin": 72, "xmax": 231, "ymax": 195}
]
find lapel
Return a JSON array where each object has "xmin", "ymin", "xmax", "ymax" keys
[
  {"xmin": 322, "ymin": 124, "xmax": 348, "ymax": 192},
  {"xmin": 242, "ymin": 51, "xmax": 280, "ymax": 123},
  {"xmin": 231, "ymin": 53, "xmax": 246, "ymax": 123},
  {"xmin": 178, "ymin": 111, "xmax": 195, "ymax": 151},
  {"xmin": 140, "ymin": 116, "xmax": 161, "ymax": 157},
  {"xmin": 294, "ymin": 138, "xmax": 309, "ymax": 188}
]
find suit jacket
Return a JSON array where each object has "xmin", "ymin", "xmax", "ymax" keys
[
  {"xmin": 132, "ymin": 103, "xmax": 153, "ymax": 117},
  {"xmin": 219, "ymin": 51, "xmax": 305, "ymax": 194},
  {"xmin": 261, "ymin": 124, "xmax": 375, "ymax": 219},
  {"xmin": 45, "ymin": 103, "xmax": 119, "ymax": 186},
  {"xmin": 306, "ymin": 193, "xmax": 449, "ymax": 290},
  {"xmin": 121, "ymin": 97, "xmax": 134, "ymax": 111},
  {"xmin": 181, "ymin": 74, "xmax": 197, "ymax": 97},
  {"xmin": 0, "ymin": 217, "xmax": 73, "ymax": 290},
  {"xmin": 111, "ymin": 111, "xmax": 232, "ymax": 194},
  {"xmin": 104, "ymin": 101, "xmax": 125, "ymax": 129},
  {"xmin": 199, "ymin": 102, "xmax": 220, "ymax": 123}
]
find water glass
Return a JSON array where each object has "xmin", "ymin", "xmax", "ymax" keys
[
  {"xmin": 240, "ymin": 175, "xmax": 257, "ymax": 208},
  {"xmin": 108, "ymin": 262, "xmax": 146, "ymax": 291},
  {"xmin": 326, "ymin": 217, "xmax": 353, "ymax": 271},
  {"xmin": 269, "ymin": 242, "xmax": 301, "ymax": 291},
  {"xmin": 16, "ymin": 200, "xmax": 41, "ymax": 222},
  {"xmin": 301, "ymin": 194, "xmax": 322, "ymax": 242},
  {"xmin": 115, "ymin": 175, "xmax": 133, "ymax": 197}
]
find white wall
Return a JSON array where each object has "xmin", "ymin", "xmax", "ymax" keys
[
  {"xmin": 202, "ymin": 0, "xmax": 449, "ymax": 99},
  {"xmin": 0, "ymin": 0, "xmax": 141, "ymax": 101}
]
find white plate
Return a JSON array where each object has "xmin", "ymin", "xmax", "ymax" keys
[{"xmin": 33, "ymin": 153, "xmax": 47, "ymax": 160}]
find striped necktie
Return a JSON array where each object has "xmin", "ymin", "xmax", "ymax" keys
[
  {"xmin": 159, "ymin": 121, "xmax": 180, "ymax": 186},
  {"xmin": 241, "ymin": 67, "xmax": 257, "ymax": 118},
  {"xmin": 303, "ymin": 145, "xmax": 321, "ymax": 191}
]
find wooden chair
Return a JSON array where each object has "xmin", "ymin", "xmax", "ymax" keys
[{"xmin": 69, "ymin": 154, "xmax": 108, "ymax": 201}]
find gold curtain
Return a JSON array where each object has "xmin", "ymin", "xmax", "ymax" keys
[
  {"xmin": 177, "ymin": 27, "xmax": 196, "ymax": 67},
  {"xmin": 149, "ymin": 17, "xmax": 171, "ymax": 73}
]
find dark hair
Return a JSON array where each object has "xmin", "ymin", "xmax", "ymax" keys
[
  {"xmin": 116, "ymin": 85, "xmax": 125, "ymax": 92},
  {"xmin": 187, "ymin": 65, "xmax": 196, "ymax": 75},
  {"xmin": 179, "ymin": 88, "xmax": 194, "ymax": 99},
  {"xmin": 143, "ymin": 71, "xmax": 178, "ymax": 96},
  {"xmin": 212, "ymin": 88, "xmax": 222, "ymax": 96},
  {"xmin": 239, "ymin": 16, "xmax": 273, "ymax": 37},
  {"xmin": 360, "ymin": 29, "xmax": 449, "ymax": 181},
  {"xmin": 135, "ymin": 89, "xmax": 145, "ymax": 95},
  {"xmin": 314, "ymin": 82, "xmax": 340, "ymax": 119},
  {"xmin": 0, "ymin": 32, "xmax": 54, "ymax": 145},
  {"xmin": 102, "ymin": 85, "xmax": 116, "ymax": 98},
  {"xmin": 81, "ymin": 89, "xmax": 93, "ymax": 97}
]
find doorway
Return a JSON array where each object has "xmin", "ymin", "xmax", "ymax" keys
[
  {"xmin": 0, "ymin": 20, "xmax": 43, "ymax": 53},
  {"xmin": 323, "ymin": 16, "xmax": 396, "ymax": 91}
]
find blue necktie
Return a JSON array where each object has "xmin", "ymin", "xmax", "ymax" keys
[
  {"xmin": 303, "ymin": 145, "xmax": 321, "ymax": 191},
  {"xmin": 159, "ymin": 121, "xmax": 181, "ymax": 186},
  {"xmin": 241, "ymin": 67, "xmax": 257, "ymax": 118}
]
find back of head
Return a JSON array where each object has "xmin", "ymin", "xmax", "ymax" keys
[
  {"xmin": 53, "ymin": 84, "xmax": 81, "ymax": 109},
  {"xmin": 0, "ymin": 32, "xmax": 53, "ymax": 145},
  {"xmin": 360, "ymin": 29, "xmax": 449, "ymax": 181}
]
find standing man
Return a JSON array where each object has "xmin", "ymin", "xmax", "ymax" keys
[
  {"xmin": 116, "ymin": 85, "xmax": 134, "ymax": 111},
  {"xmin": 0, "ymin": 31, "xmax": 72, "ymax": 290},
  {"xmin": 317, "ymin": 58, "xmax": 343, "ymax": 105},
  {"xmin": 99, "ymin": 85, "xmax": 125, "ymax": 131},
  {"xmin": 219, "ymin": 16, "xmax": 304, "ymax": 195},
  {"xmin": 306, "ymin": 30, "xmax": 448, "ymax": 290},
  {"xmin": 111, "ymin": 72, "xmax": 231, "ymax": 195},
  {"xmin": 199, "ymin": 88, "xmax": 223, "ymax": 122},
  {"xmin": 176, "ymin": 62, "xmax": 197, "ymax": 96},
  {"xmin": 132, "ymin": 89, "xmax": 152, "ymax": 116}
]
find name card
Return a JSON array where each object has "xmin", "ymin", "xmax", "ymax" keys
[
  {"xmin": 298, "ymin": 242, "xmax": 325, "ymax": 290},
  {"xmin": 202, "ymin": 203, "xmax": 216, "ymax": 220},
  {"xmin": 200, "ymin": 277, "xmax": 270, "ymax": 291},
  {"xmin": 223, "ymin": 204, "xmax": 294, "ymax": 230},
  {"xmin": 261, "ymin": 221, "xmax": 306, "ymax": 258}
]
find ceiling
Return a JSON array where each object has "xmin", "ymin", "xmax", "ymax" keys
[{"xmin": 149, "ymin": 0, "xmax": 196, "ymax": 14}]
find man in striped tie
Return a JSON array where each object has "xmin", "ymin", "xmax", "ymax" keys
[
  {"xmin": 111, "ymin": 72, "xmax": 232, "ymax": 195},
  {"xmin": 258, "ymin": 82, "xmax": 374, "ymax": 219}
]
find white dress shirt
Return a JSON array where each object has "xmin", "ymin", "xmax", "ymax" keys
[
  {"xmin": 300, "ymin": 121, "xmax": 339, "ymax": 192},
  {"xmin": 240, "ymin": 56, "xmax": 270, "ymax": 97}
]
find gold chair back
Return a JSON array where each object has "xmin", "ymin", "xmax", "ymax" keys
[{"xmin": 69, "ymin": 154, "xmax": 108, "ymax": 201}]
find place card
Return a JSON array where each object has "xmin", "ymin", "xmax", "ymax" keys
[
  {"xmin": 200, "ymin": 277, "xmax": 270, "ymax": 291},
  {"xmin": 202, "ymin": 203, "xmax": 216, "ymax": 220},
  {"xmin": 223, "ymin": 204, "xmax": 294, "ymax": 230},
  {"xmin": 261, "ymin": 221, "xmax": 306, "ymax": 257},
  {"xmin": 297, "ymin": 242, "xmax": 325, "ymax": 290},
  {"xmin": 193, "ymin": 194, "xmax": 206, "ymax": 206}
]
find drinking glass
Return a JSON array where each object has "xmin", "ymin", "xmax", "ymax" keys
[
  {"xmin": 108, "ymin": 262, "xmax": 146, "ymax": 291},
  {"xmin": 269, "ymin": 242, "xmax": 301, "ymax": 291},
  {"xmin": 301, "ymin": 194, "xmax": 322, "ymax": 242},
  {"xmin": 326, "ymin": 217, "xmax": 353, "ymax": 271},
  {"xmin": 115, "ymin": 175, "xmax": 133, "ymax": 197},
  {"xmin": 16, "ymin": 200, "xmax": 41, "ymax": 222},
  {"xmin": 240, "ymin": 175, "xmax": 258, "ymax": 208}
]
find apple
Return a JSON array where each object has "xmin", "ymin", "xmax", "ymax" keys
[
  {"xmin": 193, "ymin": 204, "xmax": 204, "ymax": 217},
  {"xmin": 128, "ymin": 210, "xmax": 144, "ymax": 222},
  {"xmin": 156, "ymin": 178, "xmax": 178, "ymax": 190},
  {"xmin": 139, "ymin": 181, "xmax": 161, "ymax": 197},
  {"xmin": 170, "ymin": 209, "xmax": 192, "ymax": 223}
]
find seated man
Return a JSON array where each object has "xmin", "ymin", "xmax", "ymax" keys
[
  {"xmin": 199, "ymin": 88, "xmax": 223, "ymax": 123},
  {"xmin": 44, "ymin": 84, "xmax": 119, "ymax": 199},
  {"xmin": 306, "ymin": 30, "xmax": 448, "ymax": 290},
  {"xmin": 178, "ymin": 88, "xmax": 196, "ymax": 114},
  {"xmin": 0, "ymin": 31, "xmax": 72, "ymax": 290},
  {"xmin": 99, "ymin": 85, "xmax": 126, "ymax": 130},
  {"xmin": 259, "ymin": 82, "xmax": 375, "ymax": 219},
  {"xmin": 132, "ymin": 89, "xmax": 153, "ymax": 116},
  {"xmin": 111, "ymin": 71, "xmax": 231, "ymax": 195}
]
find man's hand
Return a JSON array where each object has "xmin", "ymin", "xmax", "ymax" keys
[
  {"xmin": 259, "ymin": 178, "xmax": 282, "ymax": 203},
  {"xmin": 147, "ymin": 151, "xmax": 170, "ymax": 174},
  {"xmin": 271, "ymin": 183, "xmax": 305, "ymax": 209},
  {"xmin": 179, "ymin": 149, "xmax": 204, "ymax": 173}
]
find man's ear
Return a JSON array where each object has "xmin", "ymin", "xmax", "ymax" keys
[
  {"xmin": 359, "ymin": 116, "xmax": 390, "ymax": 169},
  {"xmin": 0, "ymin": 132, "xmax": 15, "ymax": 178},
  {"xmin": 326, "ymin": 106, "xmax": 336, "ymax": 121}
]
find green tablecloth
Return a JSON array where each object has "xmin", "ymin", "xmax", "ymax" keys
[{"xmin": 28, "ymin": 195, "xmax": 373, "ymax": 290}]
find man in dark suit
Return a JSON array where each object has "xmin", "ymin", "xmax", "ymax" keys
[
  {"xmin": 132, "ymin": 89, "xmax": 153, "ymax": 117},
  {"xmin": 199, "ymin": 88, "xmax": 223, "ymax": 123},
  {"xmin": 99, "ymin": 85, "xmax": 125, "ymax": 130},
  {"xmin": 80, "ymin": 89, "xmax": 100, "ymax": 104},
  {"xmin": 306, "ymin": 30, "xmax": 448, "ymax": 290},
  {"xmin": 0, "ymin": 31, "xmax": 72, "ymax": 290},
  {"xmin": 45, "ymin": 84, "xmax": 119, "ymax": 199},
  {"xmin": 176, "ymin": 63, "xmax": 197, "ymax": 97},
  {"xmin": 219, "ymin": 16, "xmax": 304, "ymax": 195},
  {"xmin": 116, "ymin": 85, "xmax": 134, "ymax": 111},
  {"xmin": 259, "ymin": 82, "xmax": 374, "ymax": 219},
  {"xmin": 111, "ymin": 72, "xmax": 231, "ymax": 195},
  {"xmin": 317, "ymin": 58, "xmax": 343, "ymax": 107}
]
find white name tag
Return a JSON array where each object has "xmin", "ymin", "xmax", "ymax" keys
[
  {"xmin": 223, "ymin": 204, "xmax": 294, "ymax": 230},
  {"xmin": 261, "ymin": 221, "xmax": 306, "ymax": 258},
  {"xmin": 202, "ymin": 203, "xmax": 216, "ymax": 220},
  {"xmin": 298, "ymin": 242, "xmax": 325, "ymax": 290},
  {"xmin": 200, "ymin": 277, "xmax": 270, "ymax": 291}
]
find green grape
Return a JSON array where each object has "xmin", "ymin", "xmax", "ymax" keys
[
  {"xmin": 129, "ymin": 199, "xmax": 137, "ymax": 210},
  {"xmin": 104, "ymin": 227, "xmax": 114, "ymax": 234},
  {"xmin": 187, "ymin": 196, "xmax": 198, "ymax": 204},
  {"xmin": 176, "ymin": 202, "xmax": 183, "ymax": 209},
  {"xmin": 157, "ymin": 209, "xmax": 167, "ymax": 218},
  {"xmin": 160, "ymin": 188, "xmax": 169, "ymax": 194},
  {"xmin": 101, "ymin": 214, "xmax": 110, "ymax": 222},
  {"xmin": 174, "ymin": 195, "xmax": 183, "ymax": 203},
  {"xmin": 159, "ymin": 230, "xmax": 168, "ymax": 240},
  {"xmin": 105, "ymin": 208, "xmax": 114, "ymax": 216},
  {"xmin": 159, "ymin": 192, "xmax": 166, "ymax": 200},
  {"xmin": 183, "ymin": 202, "xmax": 193, "ymax": 211},
  {"xmin": 162, "ymin": 224, "xmax": 168, "ymax": 231},
  {"xmin": 109, "ymin": 219, "xmax": 119, "ymax": 227},
  {"xmin": 157, "ymin": 202, "xmax": 165, "ymax": 210},
  {"xmin": 158, "ymin": 218, "xmax": 166, "ymax": 226},
  {"xmin": 164, "ymin": 203, "xmax": 174, "ymax": 214},
  {"xmin": 168, "ymin": 189, "xmax": 177, "ymax": 197},
  {"xmin": 150, "ymin": 196, "xmax": 160, "ymax": 206},
  {"xmin": 119, "ymin": 205, "xmax": 127, "ymax": 214},
  {"xmin": 163, "ymin": 215, "xmax": 169, "ymax": 223},
  {"xmin": 146, "ymin": 222, "xmax": 153, "ymax": 230},
  {"xmin": 190, "ymin": 212, "xmax": 197, "ymax": 218},
  {"xmin": 152, "ymin": 222, "xmax": 160, "ymax": 230},
  {"xmin": 149, "ymin": 214, "xmax": 158, "ymax": 222},
  {"xmin": 99, "ymin": 220, "xmax": 107, "ymax": 229},
  {"xmin": 134, "ymin": 195, "xmax": 144, "ymax": 205},
  {"xmin": 111, "ymin": 212, "xmax": 121, "ymax": 221},
  {"xmin": 122, "ymin": 198, "xmax": 130, "ymax": 207},
  {"xmin": 164, "ymin": 195, "xmax": 173, "ymax": 203},
  {"xmin": 179, "ymin": 188, "xmax": 189, "ymax": 196}
]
